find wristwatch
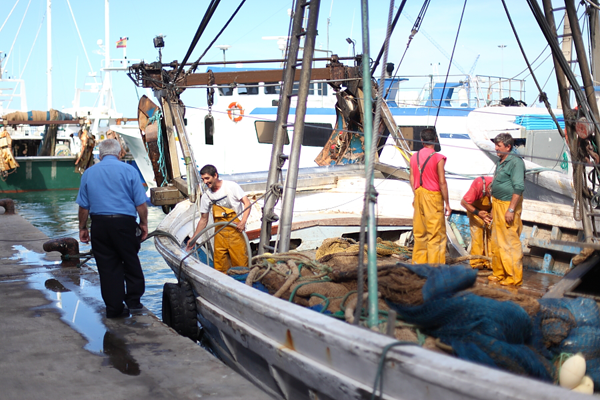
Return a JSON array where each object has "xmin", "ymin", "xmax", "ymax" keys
[{"xmin": 508, "ymin": 208, "xmax": 515, "ymax": 213}]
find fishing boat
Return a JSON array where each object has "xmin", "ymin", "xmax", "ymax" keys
[
  {"xmin": 0, "ymin": 0, "xmax": 139, "ymax": 193},
  {"xmin": 133, "ymin": 0, "xmax": 600, "ymax": 398}
]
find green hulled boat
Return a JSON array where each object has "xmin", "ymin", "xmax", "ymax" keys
[{"xmin": 0, "ymin": 156, "xmax": 81, "ymax": 193}]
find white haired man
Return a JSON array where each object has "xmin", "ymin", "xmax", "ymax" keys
[{"xmin": 76, "ymin": 139, "xmax": 148, "ymax": 318}]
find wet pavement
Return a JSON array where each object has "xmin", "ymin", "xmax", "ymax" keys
[{"xmin": 0, "ymin": 212, "xmax": 266, "ymax": 400}]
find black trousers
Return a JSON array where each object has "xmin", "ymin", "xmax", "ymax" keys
[{"xmin": 91, "ymin": 215, "xmax": 145, "ymax": 317}]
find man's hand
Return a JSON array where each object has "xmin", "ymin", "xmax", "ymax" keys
[
  {"xmin": 505, "ymin": 210, "xmax": 514, "ymax": 224},
  {"xmin": 444, "ymin": 203, "xmax": 451, "ymax": 217},
  {"xmin": 139, "ymin": 223, "xmax": 148, "ymax": 242},
  {"xmin": 79, "ymin": 228, "xmax": 90, "ymax": 244},
  {"xmin": 479, "ymin": 210, "xmax": 493, "ymax": 224},
  {"xmin": 235, "ymin": 220, "xmax": 246, "ymax": 232},
  {"xmin": 185, "ymin": 241, "xmax": 196, "ymax": 252}
]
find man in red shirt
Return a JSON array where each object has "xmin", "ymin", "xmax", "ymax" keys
[
  {"xmin": 409, "ymin": 128, "xmax": 451, "ymax": 264},
  {"xmin": 460, "ymin": 176, "xmax": 493, "ymax": 269}
]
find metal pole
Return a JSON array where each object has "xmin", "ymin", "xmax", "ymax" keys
[
  {"xmin": 360, "ymin": 0, "xmax": 379, "ymax": 329},
  {"xmin": 278, "ymin": 0, "xmax": 321, "ymax": 252},
  {"xmin": 47, "ymin": 0, "xmax": 52, "ymax": 110},
  {"xmin": 566, "ymin": 0, "xmax": 600, "ymax": 127},
  {"xmin": 590, "ymin": 0, "xmax": 600, "ymax": 82},
  {"xmin": 258, "ymin": 0, "xmax": 306, "ymax": 254}
]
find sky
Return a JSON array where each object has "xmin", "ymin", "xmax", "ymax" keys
[{"xmin": 0, "ymin": 0, "xmax": 575, "ymax": 117}]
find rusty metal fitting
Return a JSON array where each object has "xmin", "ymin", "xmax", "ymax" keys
[
  {"xmin": 43, "ymin": 238, "xmax": 80, "ymax": 267},
  {"xmin": 0, "ymin": 198, "xmax": 15, "ymax": 215}
]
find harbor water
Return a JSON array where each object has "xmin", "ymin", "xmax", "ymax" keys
[{"xmin": 7, "ymin": 190, "xmax": 176, "ymax": 319}]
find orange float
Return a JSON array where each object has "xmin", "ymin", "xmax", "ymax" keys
[{"xmin": 227, "ymin": 102, "xmax": 244, "ymax": 123}]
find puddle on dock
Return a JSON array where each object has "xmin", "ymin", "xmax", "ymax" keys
[{"xmin": 9, "ymin": 245, "xmax": 140, "ymax": 375}]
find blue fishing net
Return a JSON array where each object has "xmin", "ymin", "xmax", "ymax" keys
[
  {"xmin": 387, "ymin": 263, "xmax": 554, "ymax": 381},
  {"xmin": 400, "ymin": 262, "xmax": 478, "ymax": 301}
]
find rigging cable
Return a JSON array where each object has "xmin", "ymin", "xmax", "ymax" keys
[
  {"xmin": 383, "ymin": 0, "xmax": 431, "ymax": 101},
  {"xmin": 370, "ymin": 0, "xmax": 407, "ymax": 76},
  {"xmin": 6, "ymin": 10, "xmax": 44, "ymax": 110},
  {"xmin": 4, "ymin": 0, "xmax": 31, "ymax": 71},
  {"xmin": 500, "ymin": 0, "xmax": 566, "ymax": 139},
  {"xmin": 174, "ymin": 0, "xmax": 221, "ymax": 82},
  {"xmin": 433, "ymin": 0, "xmax": 467, "ymax": 126},
  {"xmin": 0, "ymin": 0, "xmax": 20, "ymax": 35},
  {"xmin": 189, "ymin": 0, "xmax": 247, "ymax": 74}
]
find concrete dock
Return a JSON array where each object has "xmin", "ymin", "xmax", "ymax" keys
[{"xmin": 0, "ymin": 210, "xmax": 267, "ymax": 399}]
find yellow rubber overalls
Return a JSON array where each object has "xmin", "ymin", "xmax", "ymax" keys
[
  {"xmin": 491, "ymin": 197, "xmax": 523, "ymax": 286},
  {"xmin": 212, "ymin": 203, "xmax": 248, "ymax": 273},
  {"xmin": 412, "ymin": 150, "xmax": 447, "ymax": 265},
  {"xmin": 467, "ymin": 177, "xmax": 492, "ymax": 269}
]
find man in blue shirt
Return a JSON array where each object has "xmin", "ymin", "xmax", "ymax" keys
[{"xmin": 76, "ymin": 139, "xmax": 148, "ymax": 318}]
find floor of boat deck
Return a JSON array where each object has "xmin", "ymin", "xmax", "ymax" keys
[
  {"xmin": 0, "ymin": 211, "xmax": 265, "ymax": 400},
  {"xmin": 476, "ymin": 269, "xmax": 563, "ymax": 298},
  {"xmin": 303, "ymin": 249, "xmax": 561, "ymax": 298}
]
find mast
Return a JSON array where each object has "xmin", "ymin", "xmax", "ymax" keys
[
  {"xmin": 359, "ymin": 0, "xmax": 379, "ymax": 328},
  {"xmin": 538, "ymin": 0, "xmax": 595, "ymax": 241},
  {"xmin": 277, "ymin": 0, "xmax": 321, "ymax": 252},
  {"xmin": 257, "ymin": 0, "xmax": 313, "ymax": 254},
  {"xmin": 47, "ymin": 0, "xmax": 52, "ymax": 110},
  {"xmin": 565, "ymin": 0, "xmax": 600, "ymax": 124},
  {"xmin": 102, "ymin": 0, "xmax": 112, "ymax": 110},
  {"xmin": 589, "ymin": 0, "xmax": 600, "ymax": 83},
  {"xmin": 557, "ymin": 10, "xmax": 572, "ymax": 109}
]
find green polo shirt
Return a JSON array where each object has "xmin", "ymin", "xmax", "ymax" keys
[{"xmin": 491, "ymin": 154, "xmax": 525, "ymax": 201}]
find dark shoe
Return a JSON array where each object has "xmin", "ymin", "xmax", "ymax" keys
[
  {"xmin": 129, "ymin": 303, "xmax": 144, "ymax": 314},
  {"xmin": 107, "ymin": 307, "xmax": 130, "ymax": 319},
  {"xmin": 128, "ymin": 303, "xmax": 143, "ymax": 310}
]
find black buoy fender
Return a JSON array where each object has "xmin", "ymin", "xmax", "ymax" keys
[{"xmin": 162, "ymin": 281, "xmax": 200, "ymax": 341}]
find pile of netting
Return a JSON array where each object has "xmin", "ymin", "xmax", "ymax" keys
[{"xmin": 226, "ymin": 237, "xmax": 600, "ymax": 389}]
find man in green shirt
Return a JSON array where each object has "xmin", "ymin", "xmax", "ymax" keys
[{"xmin": 489, "ymin": 133, "xmax": 525, "ymax": 286}]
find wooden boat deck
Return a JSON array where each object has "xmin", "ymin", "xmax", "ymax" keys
[{"xmin": 475, "ymin": 269, "xmax": 563, "ymax": 298}]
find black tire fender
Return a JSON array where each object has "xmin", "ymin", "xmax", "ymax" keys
[{"xmin": 162, "ymin": 281, "xmax": 200, "ymax": 341}]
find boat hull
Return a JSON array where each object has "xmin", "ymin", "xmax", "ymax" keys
[
  {"xmin": 0, "ymin": 156, "xmax": 81, "ymax": 193},
  {"xmin": 155, "ymin": 200, "xmax": 581, "ymax": 400}
]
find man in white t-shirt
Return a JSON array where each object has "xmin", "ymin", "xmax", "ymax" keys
[{"xmin": 186, "ymin": 164, "xmax": 251, "ymax": 272}]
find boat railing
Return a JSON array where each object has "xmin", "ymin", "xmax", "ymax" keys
[{"xmin": 388, "ymin": 74, "xmax": 526, "ymax": 109}]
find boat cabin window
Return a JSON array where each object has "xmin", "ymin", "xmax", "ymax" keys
[
  {"xmin": 291, "ymin": 82, "xmax": 315, "ymax": 96},
  {"xmin": 218, "ymin": 86, "xmax": 234, "ymax": 96},
  {"xmin": 264, "ymin": 82, "xmax": 280, "ymax": 95},
  {"xmin": 302, "ymin": 123, "xmax": 332, "ymax": 147},
  {"xmin": 238, "ymin": 84, "xmax": 259, "ymax": 95},
  {"xmin": 255, "ymin": 121, "xmax": 290, "ymax": 145},
  {"xmin": 316, "ymin": 82, "xmax": 328, "ymax": 96}
]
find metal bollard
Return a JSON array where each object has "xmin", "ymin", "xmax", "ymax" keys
[
  {"xmin": 0, "ymin": 198, "xmax": 15, "ymax": 215},
  {"xmin": 43, "ymin": 237, "xmax": 80, "ymax": 267}
]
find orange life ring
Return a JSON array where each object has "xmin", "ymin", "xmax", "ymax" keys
[{"xmin": 227, "ymin": 102, "xmax": 244, "ymax": 123}]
